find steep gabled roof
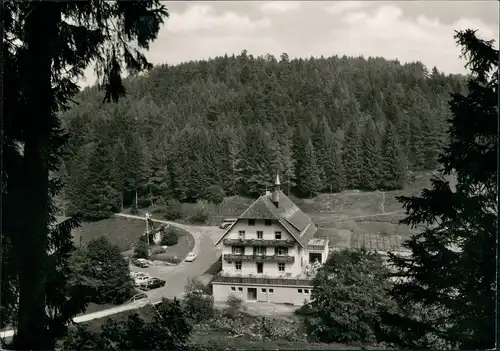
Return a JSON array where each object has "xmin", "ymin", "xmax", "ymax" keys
[{"xmin": 214, "ymin": 190, "xmax": 317, "ymax": 247}]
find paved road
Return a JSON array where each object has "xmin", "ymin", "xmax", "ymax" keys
[
  {"xmin": 0, "ymin": 300, "xmax": 153, "ymax": 339},
  {"xmin": 116, "ymin": 213, "xmax": 223, "ymax": 301},
  {"xmin": 1, "ymin": 216, "xmax": 224, "ymax": 341}
]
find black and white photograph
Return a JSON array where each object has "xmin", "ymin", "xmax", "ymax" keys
[{"xmin": 2, "ymin": 1, "xmax": 498, "ymax": 350}]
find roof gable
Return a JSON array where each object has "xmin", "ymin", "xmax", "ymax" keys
[{"xmin": 214, "ymin": 190, "xmax": 318, "ymax": 247}]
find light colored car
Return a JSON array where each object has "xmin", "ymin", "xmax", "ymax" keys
[
  {"xmin": 134, "ymin": 275, "xmax": 151, "ymax": 286},
  {"xmin": 185, "ymin": 252, "xmax": 197, "ymax": 262},
  {"xmin": 128, "ymin": 293, "xmax": 150, "ymax": 307}
]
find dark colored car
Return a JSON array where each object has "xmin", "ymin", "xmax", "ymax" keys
[{"xmin": 139, "ymin": 278, "xmax": 166, "ymax": 291}]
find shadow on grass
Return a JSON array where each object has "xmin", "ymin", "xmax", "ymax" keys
[{"xmin": 203, "ymin": 255, "xmax": 222, "ymax": 275}]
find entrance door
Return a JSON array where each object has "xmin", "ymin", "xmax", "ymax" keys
[
  {"xmin": 247, "ymin": 288, "xmax": 257, "ymax": 301},
  {"xmin": 256, "ymin": 262, "xmax": 263, "ymax": 274}
]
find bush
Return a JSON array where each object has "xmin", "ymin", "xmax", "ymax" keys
[
  {"xmin": 149, "ymin": 255, "xmax": 181, "ymax": 264},
  {"xmin": 183, "ymin": 278, "xmax": 214, "ymax": 323},
  {"xmin": 161, "ymin": 228, "xmax": 178, "ymax": 246},
  {"xmin": 134, "ymin": 240, "xmax": 149, "ymax": 259},
  {"xmin": 225, "ymin": 295, "xmax": 244, "ymax": 316},
  {"xmin": 294, "ymin": 303, "xmax": 314, "ymax": 316},
  {"xmin": 162, "ymin": 199, "xmax": 182, "ymax": 220},
  {"xmin": 305, "ymin": 249, "xmax": 394, "ymax": 345},
  {"xmin": 204, "ymin": 184, "xmax": 225, "ymax": 204},
  {"xmin": 130, "ymin": 205, "xmax": 139, "ymax": 215},
  {"xmin": 150, "ymin": 246, "xmax": 166, "ymax": 255},
  {"xmin": 68, "ymin": 237, "xmax": 134, "ymax": 305},
  {"xmin": 188, "ymin": 200, "xmax": 210, "ymax": 224}
]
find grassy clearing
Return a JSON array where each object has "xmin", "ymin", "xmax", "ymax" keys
[
  {"xmin": 122, "ymin": 227, "xmax": 195, "ymax": 262},
  {"xmin": 151, "ymin": 228, "xmax": 195, "ymax": 261},
  {"xmin": 75, "ymin": 217, "xmax": 146, "ymax": 251}
]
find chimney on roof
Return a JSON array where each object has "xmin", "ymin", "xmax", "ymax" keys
[{"xmin": 271, "ymin": 172, "xmax": 280, "ymax": 207}]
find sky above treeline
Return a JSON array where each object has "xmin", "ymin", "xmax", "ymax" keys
[{"xmin": 81, "ymin": 1, "xmax": 499, "ymax": 87}]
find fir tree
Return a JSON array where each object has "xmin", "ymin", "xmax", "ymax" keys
[
  {"xmin": 380, "ymin": 123, "xmax": 407, "ymax": 190},
  {"xmin": 359, "ymin": 119, "xmax": 383, "ymax": 190},
  {"xmin": 342, "ymin": 120, "xmax": 362, "ymax": 189},
  {"xmin": 297, "ymin": 141, "xmax": 322, "ymax": 197},
  {"xmin": 381, "ymin": 30, "xmax": 497, "ymax": 350},
  {"xmin": 323, "ymin": 130, "xmax": 345, "ymax": 193}
]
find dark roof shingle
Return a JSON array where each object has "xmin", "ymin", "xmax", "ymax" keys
[{"xmin": 238, "ymin": 190, "xmax": 317, "ymax": 247}]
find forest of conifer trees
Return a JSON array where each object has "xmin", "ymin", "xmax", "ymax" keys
[{"xmin": 58, "ymin": 51, "xmax": 465, "ymax": 220}]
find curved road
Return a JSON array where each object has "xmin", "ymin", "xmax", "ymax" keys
[
  {"xmin": 115, "ymin": 213, "xmax": 223, "ymax": 301},
  {"xmin": 1, "ymin": 216, "xmax": 223, "ymax": 340}
]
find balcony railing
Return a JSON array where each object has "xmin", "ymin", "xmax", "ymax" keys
[
  {"xmin": 224, "ymin": 254, "xmax": 295, "ymax": 263},
  {"xmin": 223, "ymin": 238, "xmax": 296, "ymax": 247},
  {"xmin": 212, "ymin": 272, "xmax": 312, "ymax": 287}
]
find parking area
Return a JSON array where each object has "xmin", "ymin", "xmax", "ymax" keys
[{"xmin": 130, "ymin": 232, "xmax": 222, "ymax": 302}]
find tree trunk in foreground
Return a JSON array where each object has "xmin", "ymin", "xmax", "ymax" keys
[{"xmin": 14, "ymin": 4, "xmax": 59, "ymax": 350}]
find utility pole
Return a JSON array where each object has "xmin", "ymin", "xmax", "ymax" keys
[{"xmin": 145, "ymin": 212, "xmax": 151, "ymax": 256}]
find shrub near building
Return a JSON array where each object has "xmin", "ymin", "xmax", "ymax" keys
[{"xmin": 305, "ymin": 249, "xmax": 395, "ymax": 346}]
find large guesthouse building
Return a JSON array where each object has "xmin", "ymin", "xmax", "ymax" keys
[{"xmin": 212, "ymin": 174, "xmax": 329, "ymax": 306}]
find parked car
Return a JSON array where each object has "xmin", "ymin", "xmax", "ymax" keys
[
  {"xmin": 219, "ymin": 218, "xmax": 237, "ymax": 229},
  {"xmin": 185, "ymin": 252, "xmax": 197, "ymax": 262},
  {"xmin": 134, "ymin": 275, "xmax": 151, "ymax": 287},
  {"xmin": 138, "ymin": 278, "xmax": 166, "ymax": 291},
  {"xmin": 133, "ymin": 258, "xmax": 149, "ymax": 268},
  {"xmin": 128, "ymin": 293, "xmax": 150, "ymax": 307}
]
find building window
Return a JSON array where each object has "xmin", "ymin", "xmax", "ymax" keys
[
  {"xmin": 248, "ymin": 219, "xmax": 255, "ymax": 226},
  {"xmin": 238, "ymin": 230, "xmax": 245, "ymax": 239},
  {"xmin": 235, "ymin": 261, "xmax": 242, "ymax": 270},
  {"xmin": 253, "ymin": 246, "xmax": 265, "ymax": 255},
  {"xmin": 298, "ymin": 289, "xmax": 303, "ymax": 294},
  {"xmin": 278, "ymin": 263, "xmax": 285, "ymax": 272},
  {"xmin": 274, "ymin": 231, "xmax": 282, "ymax": 240},
  {"xmin": 256, "ymin": 262, "xmax": 263, "ymax": 274},
  {"xmin": 265, "ymin": 219, "xmax": 272, "ymax": 226},
  {"xmin": 257, "ymin": 231, "xmax": 263, "ymax": 239},
  {"xmin": 275, "ymin": 247, "xmax": 288, "ymax": 256},
  {"xmin": 231, "ymin": 287, "xmax": 236, "ymax": 292},
  {"xmin": 304, "ymin": 289, "xmax": 309, "ymax": 294},
  {"xmin": 238, "ymin": 287, "xmax": 243, "ymax": 292},
  {"xmin": 232, "ymin": 246, "xmax": 244, "ymax": 255},
  {"xmin": 269, "ymin": 288, "xmax": 274, "ymax": 294}
]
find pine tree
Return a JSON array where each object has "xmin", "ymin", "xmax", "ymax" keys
[
  {"xmin": 382, "ymin": 30, "xmax": 497, "ymax": 350},
  {"xmin": 342, "ymin": 120, "xmax": 362, "ymax": 189},
  {"xmin": 80, "ymin": 141, "xmax": 121, "ymax": 219},
  {"xmin": 323, "ymin": 129, "xmax": 345, "ymax": 193},
  {"xmin": 380, "ymin": 123, "xmax": 407, "ymax": 190},
  {"xmin": 297, "ymin": 141, "xmax": 322, "ymax": 197},
  {"xmin": 408, "ymin": 116, "xmax": 425, "ymax": 171},
  {"xmin": 421, "ymin": 116, "xmax": 442, "ymax": 170},
  {"xmin": 359, "ymin": 119, "xmax": 383, "ymax": 190}
]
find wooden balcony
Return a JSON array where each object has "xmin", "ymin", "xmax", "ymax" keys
[
  {"xmin": 223, "ymin": 238, "xmax": 296, "ymax": 247},
  {"xmin": 223, "ymin": 254, "xmax": 295, "ymax": 263},
  {"xmin": 212, "ymin": 273, "xmax": 312, "ymax": 287}
]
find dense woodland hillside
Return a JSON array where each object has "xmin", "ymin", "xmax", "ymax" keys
[{"xmin": 58, "ymin": 51, "xmax": 466, "ymax": 220}]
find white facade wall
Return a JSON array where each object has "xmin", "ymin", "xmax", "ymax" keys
[
  {"xmin": 222, "ymin": 219, "xmax": 304, "ymax": 277},
  {"xmin": 213, "ymin": 283, "xmax": 312, "ymax": 306}
]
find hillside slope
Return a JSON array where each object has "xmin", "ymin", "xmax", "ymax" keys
[{"xmin": 58, "ymin": 53, "xmax": 464, "ymax": 220}]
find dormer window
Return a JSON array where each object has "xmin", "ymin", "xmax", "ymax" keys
[
  {"xmin": 248, "ymin": 219, "xmax": 255, "ymax": 226},
  {"xmin": 265, "ymin": 219, "xmax": 272, "ymax": 226},
  {"xmin": 274, "ymin": 231, "xmax": 282, "ymax": 240}
]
